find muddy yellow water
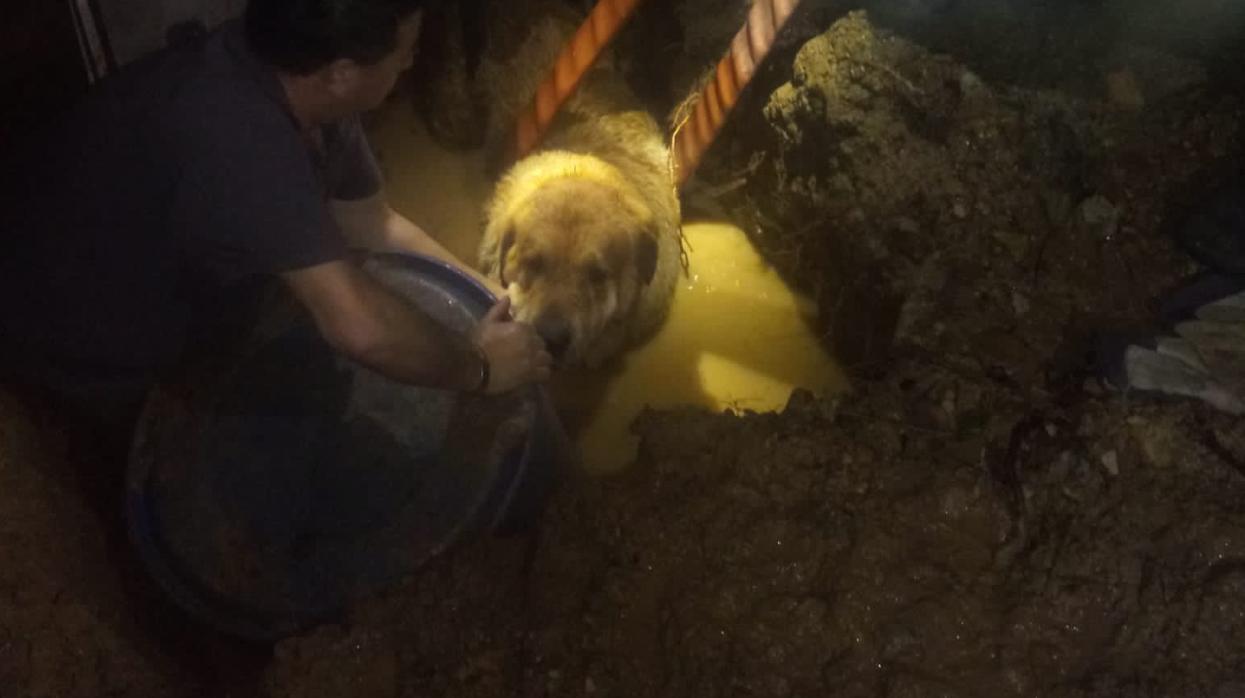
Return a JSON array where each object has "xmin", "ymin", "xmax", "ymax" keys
[{"xmin": 369, "ymin": 102, "xmax": 849, "ymax": 473}]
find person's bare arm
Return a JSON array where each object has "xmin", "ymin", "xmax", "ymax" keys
[
  {"xmin": 282, "ymin": 260, "xmax": 549, "ymax": 393},
  {"xmin": 332, "ymin": 192, "xmax": 503, "ymax": 295}
]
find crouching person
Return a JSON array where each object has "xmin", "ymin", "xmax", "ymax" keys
[{"xmin": 0, "ymin": 0, "xmax": 551, "ymax": 476}]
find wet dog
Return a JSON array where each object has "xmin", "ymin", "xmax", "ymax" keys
[{"xmin": 475, "ymin": 1, "xmax": 682, "ymax": 367}]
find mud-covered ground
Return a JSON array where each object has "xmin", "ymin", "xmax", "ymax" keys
[{"xmin": 2, "ymin": 4, "xmax": 1244, "ymax": 697}]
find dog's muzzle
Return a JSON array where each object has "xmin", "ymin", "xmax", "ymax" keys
[{"xmin": 534, "ymin": 315, "xmax": 572, "ymax": 362}]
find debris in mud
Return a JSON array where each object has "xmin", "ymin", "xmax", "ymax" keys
[
  {"xmin": 266, "ymin": 379, "xmax": 1245, "ymax": 697},
  {"xmin": 708, "ymin": 11, "xmax": 1240, "ymax": 379}
]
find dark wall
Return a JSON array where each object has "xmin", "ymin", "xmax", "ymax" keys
[
  {"xmin": 0, "ymin": 0, "xmax": 87, "ymax": 143},
  {"xmin": 95, "ymin": 0, "xmax": 244, "ymax": 65}
]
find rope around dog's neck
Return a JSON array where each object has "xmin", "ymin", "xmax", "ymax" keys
[
  {"xmin": 667, "ymin": 112, "xmax": 693, "ymax": 277},
  {"xmin": 670, "ymin": 0, "xmax": 802, "ymax": 186},
  {"xmin": 664, "ymin": 0, "xmax": 804, "ymax": 275}
]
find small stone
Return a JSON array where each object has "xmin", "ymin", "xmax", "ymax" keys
[
  {"xmin": 941, "ymin": 390, "xmax": 957, "ymax": 418},
  {"xmin": 586, "ymin": 677, "xmax": 598, "ymax": 693},
  {"xmin": 959, "ymin": 69, "xmax": 989, "ymax": 101},
  {"xmin": 1012, "ymin": 291, "xmax": 1032, "ymax": 317},
  {"xmin": 1100, "ymin": 450, "xmax": 1120, "ymax": 477},
  {"xmin": 1045, "ymin": 423, "xmax": 1058, "ymax": 437},
  {"xmin": 1078, "ymin": 195, "xmax": 1120, "ymax": 239},
  {"xmin": 1080, "ymin": 195, "xmax": 1117, "ymax": 224},
  {"xmin": 894, "ymin": 216, "xmax": 921, "ymax": 235},
  {"xmin": 952, "ymin": 202, "xmax": 969, "ymax": 219}
]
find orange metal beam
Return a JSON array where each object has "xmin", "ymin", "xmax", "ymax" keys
[
  {"xmin": 673, "ymin": 0, "xmax": 802, "ymax": 187},
  {"xmin": 512, "ymin": 0, "xmax": 802, "ymax": 191},
  {"xmin": 512, "ymin": 0, "xmax": 647, "ymax": 161}
]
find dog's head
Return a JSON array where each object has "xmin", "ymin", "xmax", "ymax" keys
[{"xmin": 484, "ymin": 169, "xmax": 659, "ymax": 365}]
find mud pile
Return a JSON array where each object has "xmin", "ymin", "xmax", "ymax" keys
[
  {"xmin": 266, "ymin": 11, "xmax": 1245, "ymax": 698},
  {"xmin": 265, "ymin": 392, "xmax": 1245, "ymax": 696},
  {"xmin": 712, "ymin": 12, "xmax": 1239, "ymax": 371}
]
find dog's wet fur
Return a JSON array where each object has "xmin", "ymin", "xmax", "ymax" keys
[{"xmin": 475, "ymin": 1, "xmax": 681, "ymax": 367}]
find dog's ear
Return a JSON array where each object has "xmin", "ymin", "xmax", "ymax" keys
[
  {"xmin": 635, "ymin": 227, "xmax": 659, "ymax": 286},
  {"xmin": 498, "ymin": 228, "xmax": 515, "ymax": 287}
]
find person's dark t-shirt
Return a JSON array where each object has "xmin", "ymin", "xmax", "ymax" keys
[{"xmin": 0, "ymin": 20, "xmax": 382, "ymax": 404}]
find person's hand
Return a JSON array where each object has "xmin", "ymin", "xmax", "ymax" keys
[{"xmin": 472, "ymin": 296, "xmax": 552, "ymax": 394}]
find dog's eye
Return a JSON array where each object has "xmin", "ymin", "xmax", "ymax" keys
[
  {"xmin": 525, "ymin": 255, "xmax": 545, "ymax": 275},
  {"xmin": 584, "ymin": 263, "xmax": 608, "ymax": 285}
]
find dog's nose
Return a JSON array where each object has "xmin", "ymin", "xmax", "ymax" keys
[{"xmin": 535, "ymin": 317, "xmax": 571, "ymax": 359}]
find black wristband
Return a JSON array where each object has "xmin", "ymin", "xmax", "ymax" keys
[{"xmin": 470, "ymin": 344, "xmax": 491, "ymax": 393}]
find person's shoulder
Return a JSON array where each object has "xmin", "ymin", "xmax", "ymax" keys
[
  {"xmin": 158, "ymin": 25, "xmax": 295, "ymax": 145},
  {"xmin": 168, "ymin": 76, "xmax": 286, "ymax": 132},
  {"xmin": 163, "ymin": 79, "xmax": 300, "ymax": 166},
  {"xmin": 168, "ymin": 67, "xmax": 283, "ymax": 126}
]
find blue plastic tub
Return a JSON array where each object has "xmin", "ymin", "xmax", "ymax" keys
[{"xmin": 126, "ymin": 252, "xmax": 566, "ymax": 641}]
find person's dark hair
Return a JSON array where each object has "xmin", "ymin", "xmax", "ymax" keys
[{"xmin": 245, "ymin": 0, "xmax": 426, "ymax": 74}]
